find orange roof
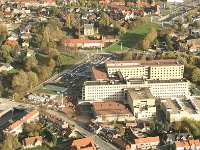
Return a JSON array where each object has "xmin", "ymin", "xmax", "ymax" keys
[
  {"xmin": 175, "ymin": 141, "xmax": 184, "ymax": 147},
  {"xmin": 62, "ymin": 39, "xmax": 103, "ymax": 44},
  {"xmin": 8, "ymin": 109, "xmax": 39, "ymax": 130},
  {"xmin": 71, "ymin": 137, "xmax": 96, "ymax": 150},
  {"xmin": 134, "ymin": 136, "xmax": 160, "ymax": 145},
  {"xmin": 190, "ymin": 43, "xmax": 197, "ymax": 49},
  {"xmin": 194, "ymin": 140, "xmax": 200, "ymax": 146},
  {"xmin": 92, "ymin": 67, "xmax": 109, "ymax": 81},
  {"xmin": 113, "ymin": 138, "xmax": 131, "ymax": 150},
  {"xmin": 93, "ymin": 101, "xmax": 132, "ymax": 116},
  {"xmin": 5, "ymin": 40, "xmax": 18, "ymax": 45},
  {"xmin": 24, "ymin": 136, "xmax": 42, "ymax": 146}
]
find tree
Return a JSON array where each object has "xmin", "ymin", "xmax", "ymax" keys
[
  {"xmin": 38, "ymin": 67, "xmax": 49, "ymax": 81},
  {"xmin": 22, "ymin": 123, "xmax": 41, "ymax": 137},
  {"xmin": 139, "ymin": 54, "xmax": 146, "ymax": 60},
  {"xmin": 43, "ymin": 129, "xmax": 57, "ymax": 146},
  {"xmin": 56, "ymin": 54, "xmax": 65, "ymax": 66},
  {"xmin": 141, "ymin": 37, "xmax": 150, "ymax": 51},
  {"xmin": 48, "ymin": 48, "xmax": 60, "ymax": 59},
  {"xmin": 12, "ymin": 70, "xmax": 29, "ymax": 93},
  {"xmin": 0, "ymin": 24, "xmax": 8, "ymax": 46},
  {"xmin": 24, "ymin": 55, "xmax": 38, "ymax": 71},
  {"xmin": 122, "ymin": 51, "xmax": 133, "ymax": 60},
  {"xmin": 194, "ymin": 20, "xmax": 200, "ymax": 29},
  {"xmin": 0, "ymin": 133, "xmax": 21, "ymax": 150},
  {"xmin": 48, "ymin": 58, "xmax": 56, "ymax": 70},
  {"xmin": 27, "ymin": 71, "xmax": 38, "ymax": 89},
  {"xmin": 191, "ymin": 67, "xmax": 200, "ymax": 83},
  {"xmin": 100, "ymin": 13, "xmax": 111, "ymax": 27}
]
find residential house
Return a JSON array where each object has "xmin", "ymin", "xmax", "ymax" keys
[
  {"xmin": 4, "ymin": 109, "xmax": 39, "ymax": 135},
  {"xmin": 189, "ymin": 43, "xmax": 198, "ymax": 52},
  {"xmin": 0, "ymin": 63, "xmax": 13, "ymax": 72},
  {"xmin": 47, "ymin": 115, "xmax": 69, "ymax": 129},
  {"xmin": 23, "ymin": 136, "xmax": 42, "ymax": 149},
  {"xmin": 92, "ymin": 101, "xmax": 134, "ymax": 123},
  {"xmin": 84, "ymin": 24, "xmax": 94, "ymax": 36},
  {"xmin": 113, "ymin": 138, "xmax": 133, "ymax": 150},
  {"xmin": 134, "ymin": 136, "xmax": 160, "ymax": 149},
  {"xmin": 175, "ymin": 140, "xmax": 200, "ymax": 150},
  {"xmin": 70, "ymin": 137, "xmax": 97, "ymax": 150}
]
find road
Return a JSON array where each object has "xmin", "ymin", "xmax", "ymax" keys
[{"xmin": 46, "ymin": 109, "xmax": 119, "ymax": 150}]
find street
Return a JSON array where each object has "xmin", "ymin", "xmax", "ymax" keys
[{"xmin": 46, "ymin": 109, "xmax": 120, "ymax": 150}]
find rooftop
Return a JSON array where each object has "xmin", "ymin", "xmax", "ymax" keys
[
  {"xmin": 147, "ymin": 78, "xmax": 188, "ymax": 84},
  {"xmin": 127, "ymin": 88, "xmax": 154, "ymax": 100},
  {"xmin": 24, "ymin": 136, "xmax": 42, "ymax": 146},
  {"xmin": 162, "ymin": 98, "xmax": 200, "ymax": 114},
  {"xmin": 92, "ymin": 67, "xmax": 109, "ymax": 81},
  {"xmin": 134, "ymin": 136, "xmax": 160, "ymax": 145},
  {"xmin": 106, "ymin": 59, "xmax": 182, "ymax": 68},
  {"xmin": 92, "ymin": 101, "xmax": 132, "ymax": 116},
  {"xmin": 70, "ymin": 137, "xmax": 96, "ymax": 150},
  {"xmin": 84, "ymin": 80, "xmax": 125, "ymax": 86}
]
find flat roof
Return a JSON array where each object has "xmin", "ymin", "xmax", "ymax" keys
[
  {"xmin": 106, "ymin": 59, "xmax": 182, "ymax": 68},
  {"xmin": 127, "ymin": 88, "xmax": 154, "ymax": 100},
  {"xmin": 147, "ymin": 79, "xmax": 187, "ymax": 84},
  {"xmin": 162, "ymin": 98, "xmax": 200, "ymax": 114},
  {"xmin": 84, "ymin": 80, "xmax": 125, "ymax": 86},
  {"xmin": 93, "ymin": 101, "xmax": 133, "ymax": 116}
]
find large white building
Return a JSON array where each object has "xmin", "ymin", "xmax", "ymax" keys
[
  {"xmin": 81, "ymin": 79, "xmax": 189, "ymax": 103},
  {"xmin": 106, "ymin": 59, "xmax": 184, "ymax": 80}
]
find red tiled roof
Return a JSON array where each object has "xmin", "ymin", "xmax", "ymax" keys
[
  {"xmin": 5, "ymin": 40, "xmax": 18, "ymax": 45},
  {"xmin": 62, "ymin": 39, "xmax": 103, "ymax": 44},
  {"xmin": 104, "ymin": 3, "xmax": 130, "ymax": 11},
  {"xmin": 24, "ymin": 136, "xmax": 42, "ymax": 146},
  {"xmin": 71, "ymin": 137, "xmax": 96, "ymax": 150},
  {"xmin": 8, "ymin": 109, "xmax": 39, "ymax": 130},
  {"xmin": 134, "ymin": 136, "xmax": 160, "ymax": 145},
  {"xmin": 92, "ymin": 67, "xmax": 109, "ymax": 81},
  {"xmin": 113, "ymin": 138, "xmax": 131, "ymax": 150}
]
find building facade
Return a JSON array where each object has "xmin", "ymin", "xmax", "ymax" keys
[
  {"xmin": 125, "ymin": 88, "xmax": 156, "ymax": 120},
  {"xmin": 106, "ymin": 59, "xmax": 184, "ymax": 80}
]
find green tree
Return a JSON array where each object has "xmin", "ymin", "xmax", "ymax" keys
[
  {"xmin": 48, "ymin": 48, "xmax": 60, "ymax": 59},
  {"xmin": 100, "ymin": 13, "xmax": 111, "ymax": 27},
  {"xmin": 0, "ymin": 133, "xmax": 21, "ymax": 150},
  {"xmin": 141, "ymin": 37, "xmax": 150, "ymax": 51},
  {"xmin": 0, "ymin": 24, "xmax": 8, "ymax": 46},
  {"xmin": 23, "ymin": 123, "xmax": 41, "ymax": 137},
  {"xmin": 56, "ymin": 54, "xmax": 65, "ymax": 66},
  {"xmin": 194, "ymin": 20, "xmax": 200, "ymax": 29},
  {"xmin": 12, "ymin": 70, "xmax": 29, "ymax": 93},
  {"xmin": 191, "ymin": 67, "xmax": 200, "ymax": 83},
  {"xmin": 27, "ymin": 71, "xmax": 38, "ymax": 89},
  {"xmin": 24, "ymin": 55, "xmax": 38, "ymax": 71},
  {"xmin": 122, "ymin": 51, "xmax": 133, "ymax": 60},
  {"xmin": 38, "ymin": 67, "xmax": 49, "ymax": 81}
]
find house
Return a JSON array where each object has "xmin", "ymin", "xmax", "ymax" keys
[
  {"xmin": 70, "ymin": 137, "xmax": 96, "ymax": 150},
  {"xmin": 84, "ymin": 24, "xmax": 94, "ymax": 36},
  {"xmin": 4, "ymin": 109, "xmax": 39, "ymax": 135},
  {"xmin": 23, "ymin": 136, "xmax": 42, "ymax": 149},
  {"xmin": 113, "ymin": 138, "xmax": 133, "ymax": 150},
  {"xmin": 92, "ymin": 101, "xmax": 134, "ymax": 123},
  {"xmin": 62, "ymin": 39, "xmax": 104, "ymax": 48},
  {"xmin": 5, "ymin": 40, "xmax": 18, "ymax": 45},
  {"xmin": 0, "ymin": 63, "xmax": 13, "ymax": 72},
  {"xmin": 134, "ymin": 136, "xmax": 160, "ymax": 149},
  {"xmin": 189, "ymin": 43, "xmax": 198, "ymax": 52}
]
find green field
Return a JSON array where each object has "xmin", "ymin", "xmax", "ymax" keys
[
  {"xmin": 36, "ymin": 88, "xmax": 57, "ymax": 94},
  {"xmin": 106, "ymin": 22, "xmax": 161, "ymax": 52}
]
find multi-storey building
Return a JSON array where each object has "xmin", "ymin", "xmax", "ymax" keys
[
  {"xmin": 147, "ymin": 79, "xmax": 189, "ymax": 98},
  {"xmin": 82, "ymin": 79, "xmax": 189, "ymax": 102},
  {"xmin": 125, "ymin": 88, "xmax": 156, "ymax": 120},
  {"xmin": 106, "ymin": 59, "xmax": 184, "ymax": 80}
]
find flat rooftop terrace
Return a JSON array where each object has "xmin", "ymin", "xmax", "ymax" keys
[{"xmin": 127, "ymin": 88, "xmax": 154, "ymax": 100}]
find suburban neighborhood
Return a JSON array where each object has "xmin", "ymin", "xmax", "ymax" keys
[{"xmin": 1, "ymin": 0, "xmax": 200, "ymax": 150}]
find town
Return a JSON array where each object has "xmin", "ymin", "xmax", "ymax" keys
[{"xmin": 1, "ymin": 0, "xmax": 200, "ymax": 150}]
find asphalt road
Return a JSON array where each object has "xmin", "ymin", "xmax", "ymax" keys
[{"xmin": 46, "ymin": 109, "xmax": 120, "ymax": 150}]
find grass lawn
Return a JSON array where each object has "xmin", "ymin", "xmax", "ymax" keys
[
  {"xmin": 106, "ymin": 22, "xmax": 161, "ymax": 52},
  {"xmin": 36, "ymin": 88, "xmax": 57, "ymax": 95},
  {"xmin": 191, "ymin": 88, "xmax": 200, "ymax": 96},
  {"xmin": 36, "ymin": 53, "xmax": 50, "ymax": 66},
  {"xmin": 48, "ymin": 82, "xmax": 65, "ymax": 87}
]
